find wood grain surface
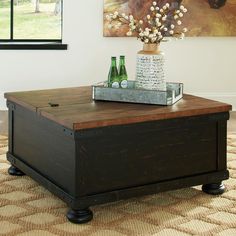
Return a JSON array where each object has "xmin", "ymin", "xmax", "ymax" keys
[
  {"xmin": 5, "ymin": 87, "xmax": 232, "ymax": 130},
  {"xmin": 4, "ymin": 86, "xmax": 92, "ymax": 112}
]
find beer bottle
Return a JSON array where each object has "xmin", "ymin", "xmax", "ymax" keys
[
  {"xmin": 119, "ymin": 56, "xmax": 128, "ymax": 88},
  {"xmin": 108, "ymin": 57, "xmax": 120, "ymax": 88}
]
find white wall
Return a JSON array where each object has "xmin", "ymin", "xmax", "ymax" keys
[{"xmin": 0, "ymin": 0, "xmax": 236, "ymax": 110}]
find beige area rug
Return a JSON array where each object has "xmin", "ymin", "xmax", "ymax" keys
[
  {"xmin": 0, "ymin": 135, "xmax": 236, "ymax": 236},
  {"xmin": 0, "ymin": 135, "xmax": 8, "ymax": 154}
]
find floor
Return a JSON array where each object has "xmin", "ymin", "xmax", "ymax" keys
[{"xmin": 229, "ymin": 111, "xmax": 236, "ymax": 133}]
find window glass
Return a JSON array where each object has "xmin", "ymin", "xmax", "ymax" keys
[
  {"xmin": 14, "ymin": 0, "xmax": 62, "ymax": 40},
  {"xmin": 0, "ymin": 0, "xmax": 11, "ymax": 39}
]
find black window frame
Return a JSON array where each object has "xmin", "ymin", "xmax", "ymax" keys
[{"xmin": 0, "ymin": 0, "xmax": 67, "ymax": 50}]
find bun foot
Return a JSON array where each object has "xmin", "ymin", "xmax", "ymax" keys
[
  {"xmin": 67, "ymin": 208, "xmax": 93, "ymax": 224},
  {"xmin": 202, "ymin": 182, "xmax": 225, "ymax": 195},
  {"xmin": 8, "ymin": 165, "xmax": 25, "ymax": 176}
]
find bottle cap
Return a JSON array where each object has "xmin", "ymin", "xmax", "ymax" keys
[{"xmin": 120, "ymin": 55, "xmax": 125, "ymax": 58}]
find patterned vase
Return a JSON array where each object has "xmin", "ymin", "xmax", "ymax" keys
[{"xmin": 135, "ymin": 43, "xmax": 166, "ymax": 91}]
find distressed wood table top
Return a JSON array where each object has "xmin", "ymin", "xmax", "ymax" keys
[{"xmin": 5, "ymin": 86, "xmax": 232, "ymax": 130}]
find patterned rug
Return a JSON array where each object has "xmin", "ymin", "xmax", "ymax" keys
[{"xmin": 0, "ymin": 134, "xmax": 236, "ymax": 236}]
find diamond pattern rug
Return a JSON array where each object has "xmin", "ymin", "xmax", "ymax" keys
[{"xmin": 0, "ymin": 134, "xmax": 236, "ymax": 236}]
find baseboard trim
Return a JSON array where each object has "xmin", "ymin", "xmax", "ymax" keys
[
  {"xmin": 0, "ymin": 110, "xmax": 8, "ymax": 135},
  {"xmin": 191, "ymin": 93, "xmax": 236, "ymax": 111},
  {"xmin": 0, "ymin": 91, "xmax": 7, "ymax": 110}
]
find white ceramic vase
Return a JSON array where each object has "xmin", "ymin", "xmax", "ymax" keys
[{"xmin": 135, "ymin": 43, "xmax": 166, "ymax": 91}]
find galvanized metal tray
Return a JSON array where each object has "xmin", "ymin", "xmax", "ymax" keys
[{"xmin": 92, "ymin": 81, "xmax": 183, "ymax": 105}]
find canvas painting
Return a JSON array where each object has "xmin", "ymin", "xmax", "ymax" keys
[{"xmin": 104, "ymin": 0, "xmax": 236, "ymax": 37}]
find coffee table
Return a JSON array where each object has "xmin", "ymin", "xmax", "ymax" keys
[{"xmin": 4, "ymin": 87, "xmax": 232, "ymax": 224}]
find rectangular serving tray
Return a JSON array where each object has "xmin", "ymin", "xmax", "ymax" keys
[{"xmin": 92, "ymin": 81, "xmax": 183, "ymax": 105}]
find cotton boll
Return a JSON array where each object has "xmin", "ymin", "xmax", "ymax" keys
[{"xmin": 177, "ymin": 20, "xmax": 182, "ymax": 25}]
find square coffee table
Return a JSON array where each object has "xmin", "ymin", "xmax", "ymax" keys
[{"xmin": 4, "ymin": 87, "xmax": 232, "ymax": 223}]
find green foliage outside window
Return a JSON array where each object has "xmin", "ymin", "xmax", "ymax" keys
[{"xmin": 0, "ymin": 0, "xmax": 62, "ymax": 40}]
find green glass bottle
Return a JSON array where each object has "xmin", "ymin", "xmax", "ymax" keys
[
  {"xmin": 119, "ymin": 55, "xmax": 128, "ymax": 89},
  {"xmin": 108, "ymin": 57, "xmax": 120, "ymax": 88}
]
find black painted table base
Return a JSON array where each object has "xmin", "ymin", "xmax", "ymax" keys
[
  {"xmin": 5, "ymin": 99, "xmax": 230, "ymax": 224},
  {"xmin": 8, "ymin": 161, "xmax": 228, "ymax": 223}
]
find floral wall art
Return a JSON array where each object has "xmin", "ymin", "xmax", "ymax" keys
[{"xmin": 104, "ymin": 0, "xmax": 236, "ymax": 37}]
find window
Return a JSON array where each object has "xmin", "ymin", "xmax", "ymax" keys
[{"xmin": 0, "ymin": 0, "xmax": 66, "ymax": 49}]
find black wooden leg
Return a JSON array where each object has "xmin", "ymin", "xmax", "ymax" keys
[
  {"xmin": 8, "ymin": 165, "xmax": 25, "ymax": 176},
  {"xmin": 67, "ymin": 208, "xmax": 93, "ymax": 224},
  {"xmin": 202, "ymin": 182, "xmax": 225, "ymax": 195}
]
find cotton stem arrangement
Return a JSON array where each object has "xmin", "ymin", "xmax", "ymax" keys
[{"xmin": 106, "ymin": 1, "xmax": 188, "ymax": 44}]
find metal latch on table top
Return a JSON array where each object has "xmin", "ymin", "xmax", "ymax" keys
[{"xmin": 48, "ymin": 102, "xmax": 59, "ymax": 107}]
